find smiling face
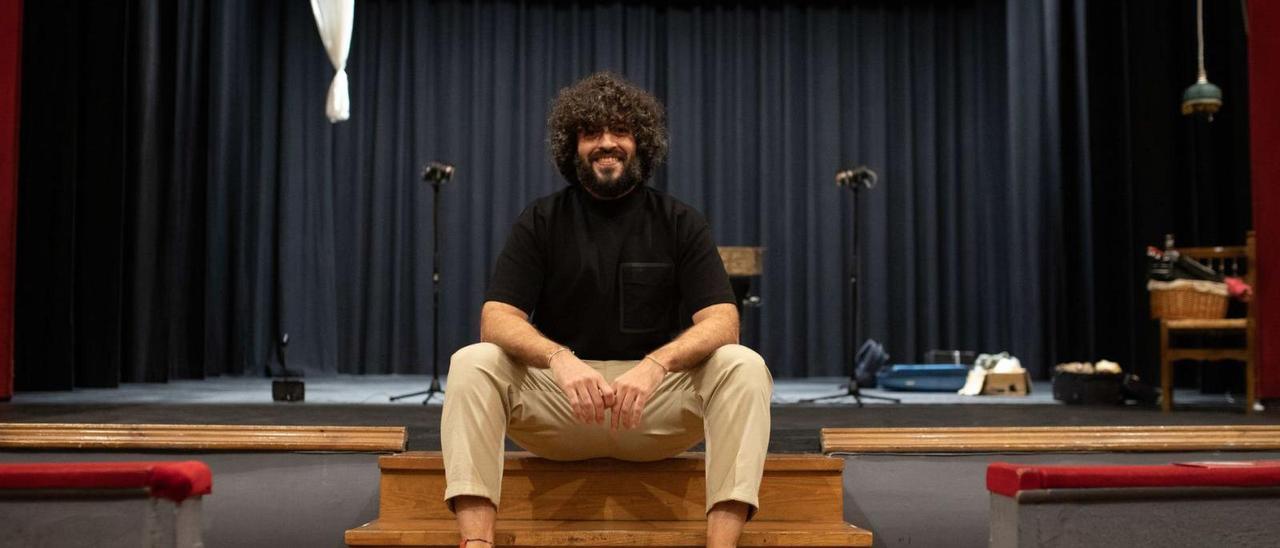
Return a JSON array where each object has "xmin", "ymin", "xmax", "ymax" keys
[
  {"xmin": 574, "ymin": 126, "xmax": 641, "ymax": 200},
  {"xmin": 547, "ymin": 72, "xmax": 669, "ymax": 193}
]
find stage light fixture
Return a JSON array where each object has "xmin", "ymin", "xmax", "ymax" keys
[{"xmin": 1181, "ymin": 0, "xmax": 1223, "ymax": 120}]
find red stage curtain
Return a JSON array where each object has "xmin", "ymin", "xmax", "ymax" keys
[
  {"xmin": 1250, "ymin": 0, "xmax": 1280, "ymax": 399},
  {"xmin": 0, "ymin": 0, "xmax": 23, "ymax": 401}
]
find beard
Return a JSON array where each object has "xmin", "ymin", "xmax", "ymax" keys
[{"xmin": 575, "ymin": 150, "xmax": 643, "ymax": 199}]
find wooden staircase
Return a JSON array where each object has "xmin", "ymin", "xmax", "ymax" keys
[{"xmin": 345, "ymin": 452, "xmax": 870, "ymax": 547}]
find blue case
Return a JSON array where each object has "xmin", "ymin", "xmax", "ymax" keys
[{"xmin": 876, "ymin": 364, "xmax": 969, "ymax": 392}]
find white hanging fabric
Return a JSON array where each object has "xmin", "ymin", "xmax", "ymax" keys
[{"xmin": 310, "ymin": 0, "xmax": 355, "ymax": 122}]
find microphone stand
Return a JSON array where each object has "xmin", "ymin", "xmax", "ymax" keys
[
  {"xmin": 801, "ymin": 168, "xmax": 900, "ymax": 406},
  {"xmin": 391, "ymin": 162, "xmax": 454, "ymax": 404}
]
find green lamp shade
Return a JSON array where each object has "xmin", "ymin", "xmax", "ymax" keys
[{"xmin": 1181, "ymin": 79, "xmax": 1223, "ymax": 116}]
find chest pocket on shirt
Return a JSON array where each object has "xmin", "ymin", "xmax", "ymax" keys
[{"xmin": 619, "ymin": 262, "xmax": 675, "ymax": 334}]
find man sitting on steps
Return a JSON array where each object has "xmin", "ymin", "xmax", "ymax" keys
[{"xmin": 441, "ymin": 71, "xmax": 773, "ymax": 548}]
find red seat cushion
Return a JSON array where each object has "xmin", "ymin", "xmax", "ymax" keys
[
  {"xmin": 0, "ymin": 461, "xmax": 212, "ymax": 502},
  {"xmin": 987, "ymin": 461, "xmax": 1280, "ymax": 497}
]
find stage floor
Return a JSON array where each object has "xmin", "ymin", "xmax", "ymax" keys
[
  {"xmin": 1, "ymin": 374, "xmax": 1253, "ymax": 407},
  {"xmin": 3, "ymin": 376, "xmax": 1275, "ymax": 453}
]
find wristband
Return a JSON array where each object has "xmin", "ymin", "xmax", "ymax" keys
[
  {"xmin": 643, "ymin": 354, "xmax": 671, "ymax": 373},
  {"xmin": 547, "ymin": 347, "xmax": 574, "ymax": 367}
]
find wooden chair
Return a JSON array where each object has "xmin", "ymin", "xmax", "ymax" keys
[{"xmin": 1158, "ymin": 231, "xmax": 1257, "ymax": 413}]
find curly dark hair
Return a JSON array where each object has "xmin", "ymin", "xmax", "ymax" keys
[{"xmin": 547, "ymin": 71, "xmax": 668, "ymax": 185}]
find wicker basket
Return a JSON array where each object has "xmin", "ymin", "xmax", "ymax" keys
[{"xmin": 1148, "ymin": 279, "xmax": 1228, "ymax": 320}]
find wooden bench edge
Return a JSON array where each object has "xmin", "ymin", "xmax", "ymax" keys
[
  {"xmin": 821, "ymin": 425, "xmax": 1280, "ymax": 453},
  {"xmin": 0, "ymin": 423, "xmax": 407, "ymax": 452}
]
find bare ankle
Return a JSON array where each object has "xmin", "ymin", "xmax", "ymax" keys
[
  {"xmin": 707, "ymin": 501, "xmax": 750, "ymax": 548},
  {"xmin": 453, "ymin": 495, "xmax": 497, "ymax": 547}
]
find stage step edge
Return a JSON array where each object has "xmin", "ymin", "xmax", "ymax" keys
[
  {"xmin": 0, "ymin": 423, "xmax": 406, "ymax": 452},
  {"xmin": 345, "ymin": 519, "xmax": 873, "ymax": 547},
  {"xmin": 822, "ymin": 425, "xmax": 1280, "ymax": 453},
  {"xmin": 380, "ymin": 451, "xmax": 843, "ymax": 471},
  {"xmin": 376, "ymin": 452, "xmax": 845, "ymax": 522}
]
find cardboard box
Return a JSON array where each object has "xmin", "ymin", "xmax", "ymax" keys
[{"xmin": 981, "ymin": 371, "xmax": 1031, "ymax": 396}]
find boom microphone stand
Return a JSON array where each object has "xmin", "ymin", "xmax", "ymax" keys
[
  {"xmin": 391, "ymin": 161, "xmax": 456, "ymax": 404},
  {"xmin": 801, "ymin": 167, "xmax": 900, "ymax": 406}
]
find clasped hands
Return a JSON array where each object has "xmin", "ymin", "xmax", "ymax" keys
[{"xmin": 549, "ymin": 353, "xmax": 665, "ymax": 430}]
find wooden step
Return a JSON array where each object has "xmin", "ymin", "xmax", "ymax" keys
[
  {"xmin": 345, "ymin": 519, "xmax": 871, "ymax": 547},
  {"xmin": 376, "ymin": 452, "xmax": 844, "ymax": 522}
]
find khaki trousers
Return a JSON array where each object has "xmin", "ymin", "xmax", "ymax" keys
[{"xmin": 441, "ymin": 342, "xmax": 773, "ymax": 515}]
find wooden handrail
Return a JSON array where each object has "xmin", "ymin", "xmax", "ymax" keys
[
  {"xmin": 822, "ymin": 425, "xmax": 1280, "ymax": 453},
  {"xmin": 0, "ymin": 423, "xmax": 406, "ymax": 452}
]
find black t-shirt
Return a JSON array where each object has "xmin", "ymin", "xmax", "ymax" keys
[{"xmin": 485, "ymin": 185, "xmax": 735, "ymax": 360}]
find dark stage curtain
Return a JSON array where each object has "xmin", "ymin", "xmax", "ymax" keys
[
  {"xmin": 1070, "ymin": 0, "xmax": 1253, "ymax": 388},
  {"xmin": 18, "ymin": 0, "xmax": 1076, "ymax": 387}
]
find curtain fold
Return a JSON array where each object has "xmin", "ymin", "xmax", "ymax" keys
[
  {"xmin": 310, "ymin": 0, "xmax": 355, "ymax": 122},
  {"xmin": 17, "ymin": 0, "xmax": 1119, "ymax": 387},
  {"xmin": 1073, "ymin": 0, "xmax": 1253, "ymax": 386}
]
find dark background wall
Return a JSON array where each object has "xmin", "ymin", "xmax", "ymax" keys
[
  {"xmin": 1080, "ymin": 0, "xmax": 1253, "ymax": 391},
  {"xmin": 13, "ymin": 0, "xmax": 1252, "ymax": 388}
]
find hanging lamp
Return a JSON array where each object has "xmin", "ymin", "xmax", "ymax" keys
[{"xmin": 1181, "ymin": 0, "xmax": 1223, "ymax": 119}]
